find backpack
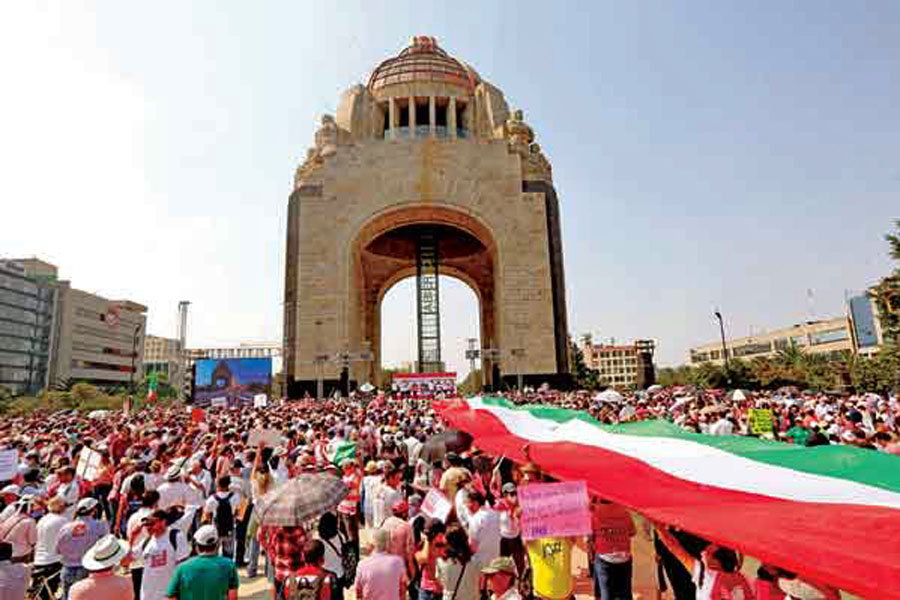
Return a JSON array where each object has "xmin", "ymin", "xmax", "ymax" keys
[
  {"xmin": 285, "ymin": 574, "xmax": 324, "ymax": 600},
  {"xmin": 324, "ymin": 535, "xmax": 357, "ymax": 586},
  {"xmin": 213, "ymin": 493, "xmax": 234, "ymax": 536}
]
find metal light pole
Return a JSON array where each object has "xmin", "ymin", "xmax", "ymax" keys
[{"xmin": 714, "ymin": 310, "xmax": 729, "ymax": 369}]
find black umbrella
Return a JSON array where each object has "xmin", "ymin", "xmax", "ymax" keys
[{"xmin": 419, "ymin": 429, "xmax": 473, "ymax": 464}]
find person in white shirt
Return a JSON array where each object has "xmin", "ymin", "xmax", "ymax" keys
[
  {"xmin": 465, "ymin": 490, "xmax": 502, "ymax": 564},
  {"xmin": 203, "ymin": 476, "xmax": 240, "ymax": 559},
  {"xmin": 156, "ymin": 467, "xmax": 193, "ymax": 511},
  {"xmin": 709, "ymin": 412, "xmax": 735, "ymax": 436},
  {"xmin": 361, "ymin": 463, "xmax": 382, "ymax": 530},
  {"xmin": 0, "ymin": 486, "xmax": 21, "ymax": 524},
  {"xmin": 53, "ymin": 467, "xmax": 80, "ymax": 520},
  {"xmin": 31, "ymin": 497, "xmax": 69, "ymax": 599},
  {"xmin": 0, "ymin": 541, "xmax": 26, "ymax": 600},
  {"xmin": 136, "ymin": 510, "xmax": 178, "ymax": 600}
]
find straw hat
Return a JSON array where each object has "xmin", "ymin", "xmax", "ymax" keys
[{"xmin": 82, "ymin": 535, "xmax": 128, "ymax": 571}]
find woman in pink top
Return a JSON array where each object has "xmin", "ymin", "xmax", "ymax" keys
[
  {"xmin": 415, "ymin": 519, "xmax": 446, "ymax": 600},
  {"xmin": 0, "ymin": 497, "xmax": 39, "ymax": 563}
]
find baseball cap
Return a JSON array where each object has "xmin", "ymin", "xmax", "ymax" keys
[
  {"xmin": 194, "ymin": 524, "xmax": 219, "ymax": 546},
  {"xmin": 0, "ymin": 485, "xmax": 20, "ymax": 497},
  {"xmin": 75, "ymin": 497, "xmax": 99, "ymax": 515}
]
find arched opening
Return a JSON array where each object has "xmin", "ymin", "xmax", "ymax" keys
[
  {"xmin": 347, "ymin": 204, "xmax": 500, "ymax": 389},
  {"xmin": 379, "ymin": 275, "xmax": 481, "ymax": 389}
]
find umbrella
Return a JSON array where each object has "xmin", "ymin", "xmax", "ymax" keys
[
  {"xmin": 359, "ymin": 382, "xmax": 375, "ymax": 393},
  {"xmin": 727, "ymin": 389, "xmax": 747, "ymax": 402},
  {"xmin": 647, "ymin": 384, "xmax": 664, "ymax": 394},
  {"xmin": 255, "ymin": 473, "xmax": 347, "ymax": 527},
  {"xmin": 87, "ymin": 410, "xmax": 110, "ymax": 419},
  {"xmin": 419, "ymin": 429, "xmax": 473, "ymax": 464},
  {"xmin": 596, "ymin": 389, "xmax": 624, "ymax": 404}
]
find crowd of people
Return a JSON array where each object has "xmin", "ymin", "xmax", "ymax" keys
[
  {"xmin": 0, "ymin": 385, "xmax": 881, "ymax": 600},
  {"xmin": 500, "ymin": 385, "xmax": 900, "ymax": 453}
]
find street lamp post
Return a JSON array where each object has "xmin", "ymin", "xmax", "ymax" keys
[{"xmin": 714, "ymin": 310, "xmax": 729, "ymax": 370}]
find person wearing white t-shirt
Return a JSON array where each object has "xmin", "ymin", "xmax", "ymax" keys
[
  {"xmin": 32, "ymin": 497, "xmax": 69, "ymax": 599},
  {"xmin": 137, "ymin": 511, "xmax": 178, "ymax": 600},
  {"xmin": 203, "ymin": 476, "xmax": 241, "ymax": 559},
  {"xmin": 709, "ymin": 413, "xmax": 734, "ymax": 436},
  {"xmin": 156, "ymin": 466, "xmax": 191, "ymax": 509},
  {"xmin": 465, "ymin": 490, "xmax": 502, "ymax": 564}
]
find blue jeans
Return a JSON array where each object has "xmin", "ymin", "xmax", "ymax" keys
[
  {"xmin": 418, "ymin": 590, "xmax": 441, "ymax": 600},
  {"xmin": 594, "ymin": 557, "xmax": 633, "ymax": 600},
  {"xmin": 61, "ymin": 566, "xmax": 88, "ymax": 600}
]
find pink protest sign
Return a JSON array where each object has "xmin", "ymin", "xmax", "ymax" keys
[
  {"xmin": 421, "ymin": 488, "xmax": 452, "ymax": 522},
  {"xmin": 519, "ymin": 480, "xmax": 591, "ymax": 540}
]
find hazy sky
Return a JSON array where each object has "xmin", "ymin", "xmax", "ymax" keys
[{"xmin": 2, "ymin": 2, "xmax": 898, "ymax": 377}]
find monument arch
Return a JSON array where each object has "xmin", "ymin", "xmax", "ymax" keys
[{"xmin": 283, "ymin": 36, "xmax": 570, "ymax": 397}]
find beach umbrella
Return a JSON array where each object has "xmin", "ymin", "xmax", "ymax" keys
[
  {"xmin": 359, "ymin": 382, "xmax": 375, "ymax": 393},
  {"xmin": 255, "ymin": 473, "xmax": 347, "ymax": 527},
  {"xmin": 727, "ymin": 389, "xmax": 747, "ymax": 402},
  {"xmin": 596, "ymin": 389, "xmax": 624, "ymax": 404}
]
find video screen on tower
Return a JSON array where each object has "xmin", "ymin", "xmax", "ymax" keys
[{"xmin": 192, "ymin": 358, "xmax": 272, "ymax": 407}]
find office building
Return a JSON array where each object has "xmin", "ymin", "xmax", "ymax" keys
[
  {"xmin": 8, "ymin": 258, "xmax": 148, "ymax": 389},
  {"xmin": 581, "ymin": 336, "xmax": 657, "ymax": 388},
  {"xmin": 0, "ymin": 259, "xmax": 57, "ymax": 395}
]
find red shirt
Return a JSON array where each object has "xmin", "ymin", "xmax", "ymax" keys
[{"xmin": 591, "ymin": 503, "xmax": 635, "ymax": 555}]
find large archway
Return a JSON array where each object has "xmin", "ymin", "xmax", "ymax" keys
[
  {"xmin": 282, "ymin": 36, "xmax": 572, "ymax": 399},
  {"xmin": 348, "ymin": 205, "xmax": 499, "ymax": 388}
]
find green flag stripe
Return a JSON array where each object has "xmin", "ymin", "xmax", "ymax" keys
[{"xmin": 479, "ymin": 396, "xmax": 900, "ymax": 494}]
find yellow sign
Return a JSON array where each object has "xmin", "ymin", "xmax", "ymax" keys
[{"xmin": 748, "ymin": 408, "xmax": 774, "ymax": 435}]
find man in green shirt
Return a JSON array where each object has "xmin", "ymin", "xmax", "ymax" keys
[
  {"xmin": 786, "ymin": 420, "xmax": 810, "ymax": 447},
  {"xmin": 167, "ymin": 525, "xmax": 239, "ymax": 600}
]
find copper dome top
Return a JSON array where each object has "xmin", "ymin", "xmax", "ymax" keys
[{"xmin": 368, "ymin": 36, "xmax": 479, "ymax": 93}]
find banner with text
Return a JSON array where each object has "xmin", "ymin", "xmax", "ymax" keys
[
  {"xmin": 519, "ymin": 480, "xmax": 592, "ymax": 540},
  {"xmin": 391, "ymin": 372, "xmax": 457, "ymax": 399}
]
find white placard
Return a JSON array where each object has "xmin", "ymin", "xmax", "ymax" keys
[
  {"xmin": 76, "ymin": 447, "xmax": 102, "ymax": 482},
  {"xmin": 248, "ymin": 429, "xmax": 283, "ymax": 448},
  {"xmin": 253, "ymin": 394, "xmax": 268, "ymax": 408},
  {"xmin": 210, "ymin": 397, "xmax": 228, "ymax": 409},
  {"xmin": 420, "ymin": 488, "xmax": 452, "ymax": 522},
  {"xmin": 0, "ymin": 450, "xmax": 17, "ymax": 481}
]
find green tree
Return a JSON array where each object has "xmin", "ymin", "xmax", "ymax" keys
[
  {"xmin": 569, "ymin": 340, "xmax": 600, "ymax": 390},
  {"xmin": 657, "ymin": 365, "xmax": 693, "ymax": 387}
]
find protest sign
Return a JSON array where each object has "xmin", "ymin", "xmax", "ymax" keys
[
  {"xmin": 0, "ymin": 449, "xmax": 17, "ymax": 481},
  {"xmin": 421, "ymin": 488, "xmax": 452, "ymax": 522},
  {"xmin": 519, "ymin": 480, "xmax": 591, "ymax": 540},
  {"xmin": 332, "ymin": 441, "xmax": 356, "ymax": 466},
  {"xmin": 210, "ymin": 397, "xmax": 228, "ymax": 409},
  {"xmin": 253, "ymin": 393, "xmax": 268, "ymax": 408},
  {"xmin": 248, "ymin": 429, "xmax": 283, "ymax": 448},
  {"xmin": 748, "ymin": 408, "xmax": 774, "ymax": 434},
  {"xmin": 76, "ymin": 447, "xmax": 102, "ymax": 482}
]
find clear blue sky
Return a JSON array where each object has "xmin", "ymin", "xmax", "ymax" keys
[{"xmin": 2, "ymin": 2, "xmax": 897, "ymax": 375}]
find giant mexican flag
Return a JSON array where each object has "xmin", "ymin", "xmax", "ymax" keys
[{"xmin": 438, "ymin": 396, "xmax": 900, "ymax": 597}]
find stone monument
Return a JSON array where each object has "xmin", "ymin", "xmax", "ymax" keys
[{"xmin": 283, "ymin": 36, "xmax": 570, "ymax": 396}]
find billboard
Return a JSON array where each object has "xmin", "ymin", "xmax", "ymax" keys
[
  {"xmin": 192, "ymin": 358, "xmax": 272, "ymax": 407},
  {"xmin": 391, "ymin": 372, "xmax": 457, "ymax": 399}
]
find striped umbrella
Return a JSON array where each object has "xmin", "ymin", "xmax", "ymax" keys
[{"xmin": 255, "ymin": 473, "xmax": 348, "ymax": 527}]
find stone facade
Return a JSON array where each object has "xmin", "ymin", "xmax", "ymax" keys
[{"xmin": 284, "ymin": 36, "xmax": 570, "ymax": 396}]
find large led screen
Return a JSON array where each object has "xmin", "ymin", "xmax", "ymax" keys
[{"xmin": 192, "ymin": 357, "xmax": 272, "ymax": 407}]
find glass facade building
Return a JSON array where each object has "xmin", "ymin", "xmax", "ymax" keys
[{"xmin": 0, "ymin": 260, "xmax": 56, "ymax": 395}]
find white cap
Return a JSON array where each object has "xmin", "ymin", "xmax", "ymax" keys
[
  {"xmin": 75, "ymin": 497, "xmax": 99, "ymax": 514},
  {"xmin": 165, "ymin": 464, "xmax": 183, "ymax": 481},
  {"xmin": 1, "ymin": 484, "xmax": 21, "ymax": 496},
  {"xmin": 194, "ymin": 524, "xmax": 219, "ymax": 546}
]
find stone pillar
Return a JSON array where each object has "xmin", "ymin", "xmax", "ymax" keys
[
  {"xmin": 448, "ymin": 96, "xmax": 457, "ymax": 139},
  {"xmin": 429, "ymin": 96, "xmax": 436, "ymax": 137},
  {"xmin": 388, "ymin": 97, "xmax": 396, "ymax": 139},
  {"xmin": 409, "ymin": 96, "xmax": 416, "ymax": 137}
]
